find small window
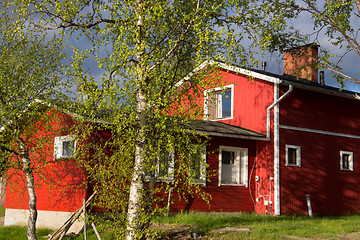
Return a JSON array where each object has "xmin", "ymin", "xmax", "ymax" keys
[
  {"xmin": 340, "ymin": 151, "xmax": 353, "ymax": 171},
  {"xmin": 145, "ymin": 149, "xmax": 175, "ymax": 182},
  {"xmin": 54, "ymin": 135, "xmax": 76, "ymax": 159},
  {"xmin": 189, "ymin": 145, "xmax": 206, "ymax": 185},
  {"xmin": 219, "ymin": 146, "xmax": 248, "ymax": 186},
  {"xmin": 204, "ymin": 85, "xmax": 234, "ymax": 120},
  {"xmin": 286, "ymin": 145, "xmax": 301, "ymax": 167}
]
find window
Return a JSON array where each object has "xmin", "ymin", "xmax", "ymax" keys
[
  {"xmin": 204, "ymin": 85, "xmax": 234, "ymax": 120},
  {"xmin": 157, "ymin": 150, "xmax": 175, "ymax": 180},
  {"xmin": 189, "ymin": 145, "xmax": 206, "ymax": 184},
  {"xmin": 218, "ymin": 146, "xmax": 248, "ymax": 186},
  {"xmin": 340, "ymin": 151, "xmax": 353, "ymax": 171},
  {"xmin": 286, "ymin": 145, "xmax": 301, "ymax": 167},
  {"xmin": 54, "ymin": 135, "xmax": 76, "ymax": 159},
  {"xmin": 145, "ymin": 149, "xmax": 175, "ymax": 181}
]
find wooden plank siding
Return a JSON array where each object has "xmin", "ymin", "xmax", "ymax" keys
[
  {"xmin": 169, "ymin": 137, "xmax": 257, "ymax": 212},
  {"xmin": 279, "ymin": 86, "xmax": 360, "ymax": 215}
]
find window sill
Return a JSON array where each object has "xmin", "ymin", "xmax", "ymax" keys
[{"xmin": 219, "ymin": 183, "xmax": 246, "ymax": 187}]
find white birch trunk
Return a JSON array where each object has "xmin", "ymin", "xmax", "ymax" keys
[
  {"xmin": 18, "ymin": 138, "xmax": 38, "ymax": 240},
  {"xmin": 125, "ymin": 1, "xmax": 147, "ymax": 238}
]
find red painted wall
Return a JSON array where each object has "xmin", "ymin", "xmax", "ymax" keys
[
  {"xmin": 5, "ymin": 111, "xmax": 86, "ymax": 212},
  {"xmin": 279, "ymin": 86, "xmax": 360, "ymax": 215},
  {"xmin": 170, "ymin": 137, "xmax": 257, "ymax": 212}
]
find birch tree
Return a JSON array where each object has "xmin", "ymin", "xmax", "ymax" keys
[
  {"xmin": 0, "ymin": 3, "xmax": 66, "ymax": 240},
  {"xmin": 270, "ymin": 0, "xmax": 360, "ymax": 85},
  {"xmin": 17, "ymin": 0, "xmax": 302, "ymax": 239}
]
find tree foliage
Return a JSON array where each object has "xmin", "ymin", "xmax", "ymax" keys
[
  {"xmin": 269, "ymin": 0, "xmax": 360, "ymax": 85},
  {"xmin": 10, "ymin": 0, "xmax": 304, "ymax": 239},
  {"xmin": 0, "ymin": 2, "xmax": 66, "ymax": 239}
]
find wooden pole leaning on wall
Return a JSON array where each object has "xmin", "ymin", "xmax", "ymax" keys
[
  {"xmin": 49, "ymin": 191, "xmax": 97, "ymax": 240},
  {"xmin": 83, "ymin": 198, "xmax": 87, "ymax": 240}
]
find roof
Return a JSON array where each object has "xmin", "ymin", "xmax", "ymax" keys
[
  {"xmin": 209, "ymin": 60, "xmax": 360, "ymax": 101},
  {"xmin": 181, "ymin": 120, "xmax": 267, "ymax": 140}
]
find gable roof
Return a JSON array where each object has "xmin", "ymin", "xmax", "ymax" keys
[{"xmin": 206, "ymin": 60, "xmax": 360, "ymax": 101}]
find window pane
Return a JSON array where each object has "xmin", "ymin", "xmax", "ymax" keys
[
  {"xmin": 222, "ymin": 151, "xmax": 234, "ymax": 165},
  {"xmin": 158, "ymin": 150, "xmax": 172, "ymax": 176},
  {"xmin": 190, "ymin": 152, "xmax": 201, "ymax": 179},
  {"xmin": 287, "ymin": 148, "xmax": 297, "ymax": 165},
  {"xmin": 62, "ymin": 140, "xmax": 75, "ymax": 157},
  {"xmin": 342, "ymin": 154, "xmax": 350, "ymax": 170},
  {"xmin": 208, "ymin": 91, "xmax": 217, "ymax": 120},
  {"xmin": 222, "ymin": 89, "xmax": 232, "ymax": 118}
]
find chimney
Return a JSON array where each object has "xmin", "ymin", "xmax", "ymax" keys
[{"xmin": 284, "ymin": 44, "xmax": 319, "ymax": 82}]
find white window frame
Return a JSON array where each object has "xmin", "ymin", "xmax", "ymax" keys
[
  {"xmin": 189, "ymin": 145, "xmax": 207, "ymax": 185},
  {"xmin": 204, "ymin": 84, "xmax": 234, "ymax": 120},
  {"xmin": 286, "ymin": 145, "xmax": 301, "ymax": 167},
  {"xmin": 218, "ymin": 146, "xmax": 248, "ymax": 187},
  {"xmin": 54, "ymin": 135, "xmax": 76, "ymax": 159},
  {"xmin": 145, "ymin": 151, "xmax": 175, "ymax": 182},
  {"xmin": 340, "ymin": 151, "xmax": 353, "ymax": 171},
  {"xmin": 157, "ymin": 151, "xmax": 175, "ymax": 182}
]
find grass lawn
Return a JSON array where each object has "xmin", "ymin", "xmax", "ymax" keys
[
  {"xmin": 156, "ymin": 213, "xmax": 360, "ymax": 239},
  {"xmin": 1, "ymin": 213, "xmax": 360, "ymax": 239}
]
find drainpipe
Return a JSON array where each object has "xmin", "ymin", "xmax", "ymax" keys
[
  {"xmin": 266, "ymin": 84, "xmax": 293, "ymax": 139},
  {"xmin": 267, "ymin": 84, "xmax": 293, "ymax": 216}
]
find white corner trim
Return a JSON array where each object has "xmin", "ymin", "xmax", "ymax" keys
[{"xmin": 279, "ymin": 125, "xmax": 360, "ymax": 140}]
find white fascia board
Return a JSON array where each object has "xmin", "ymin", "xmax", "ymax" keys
[
  {"xmin": 176, "ymin": 60, "xmax": 281, "ymax": 87},
  {"xmin": 215, "ymin": 61, "xmax": 281, "ymax": 84}
]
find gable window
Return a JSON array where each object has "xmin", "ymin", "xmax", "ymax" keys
[
  {"xmin": 340, "ymin": 151, "xmax": 353, "ymax": 171},
  {"xmin": 218, "ymin": 146, "xmax": 248, "ymax": 186},
  {"xmin": 204, "ymin": 85, "xmax": 234, "ymax": 120},
  {"xmin": 189, "ymin": 145, "xmax": 206, "ymax": 185},
  {"xmin": 286, "ymin": 145, "xmax": 301, "ymax": 167},
  {"xmin": 54, "ymin": 135, "xmax": 76, "ymax": 159}
]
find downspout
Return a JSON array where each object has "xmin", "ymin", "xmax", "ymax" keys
[
  {"xmin": 267, "ymin": 84, "xmax": 293, "ymax": 216},
  {"xmin": 266, "ymin": 84, "xmax": 293, "ymax": 139}
]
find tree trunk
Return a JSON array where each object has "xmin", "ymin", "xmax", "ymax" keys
[
  {"xmin": 125, "ymin": 88, "xmax": 147, "ymax": 240},
  {"xmin": 125, "ymin": 1, "xmax": 147, "ymax": 238},
  {"xmin": 18, "ymin": 138, "xmax": 38, "ymax": 240}
]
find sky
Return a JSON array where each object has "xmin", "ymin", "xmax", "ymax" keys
[
  {"xmin": 257, "ymin": 0, "xmax": 360, "ymax": 92},
  {"xmin": 62, "ymin": 0, "xmax": 360, "ymax": 93}
]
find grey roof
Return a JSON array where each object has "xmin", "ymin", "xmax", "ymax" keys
[{"xmin": 181, "ymin": 120, "xmax": 267, "ymax": 140}]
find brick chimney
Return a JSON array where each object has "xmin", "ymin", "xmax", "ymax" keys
[{"xmin": 284, "ymin": 44, "xmax": 319, "ymax": 82}]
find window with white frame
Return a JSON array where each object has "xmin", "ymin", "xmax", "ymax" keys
[
  {"xmin": 340, "ymin": 151, "xmax": 353, "ymax": 171},
  {"xmin": 286, "ymin": 145, "xmax": 301, "ymax": 167},
  {"xmin": 218, "ymin": 146, "xmax": 248, "ymax": 186},
  {"xmin": 189, "ymin": 145, "xmax": 206, "ymax": 185},
  {"xmin": 157, "ymin": 150, "xmax": 175, "ymax": 180},
  {"xmin": 54, "ymin": 135, "xmax": 76, "ymax": 159},
  {"xmin": 145, "ymin": 149, "xmax": 175, "ymax": 181},
  {"xmin": 204, "ymin": 85, "xmax": 234, "ymax": 120}
]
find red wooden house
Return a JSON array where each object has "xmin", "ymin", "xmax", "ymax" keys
[
  {"xmin": 180, "ymin": 44, "xmax": 360, "ymax": 216},
  {"xmin": 4, "ymin": 45, "xmax": 360, "ymax": 230}
]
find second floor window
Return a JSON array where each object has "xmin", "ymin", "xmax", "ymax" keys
[
  {"xmin": 204, "ymin": 85, "xmax": 233, "ymax": 120},
  {"xmin": 54, "ymin": 135, "xmax": 76, "ymax": 159}
]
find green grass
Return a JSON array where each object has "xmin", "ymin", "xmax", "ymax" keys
[
  {"xmin": 0, "ymin": 206, "xmax": 5, "ymax": 217},
  {"xmin": 2, "ymin": 214, "xmax": 360, "ymax": 240},
  {"xmin": 156, "ymin": 213, "xmax": 360, "ymax": 239},
  {"xmin": 0, "ymin": 226, "xmax": 52, "ymax": 240}
]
